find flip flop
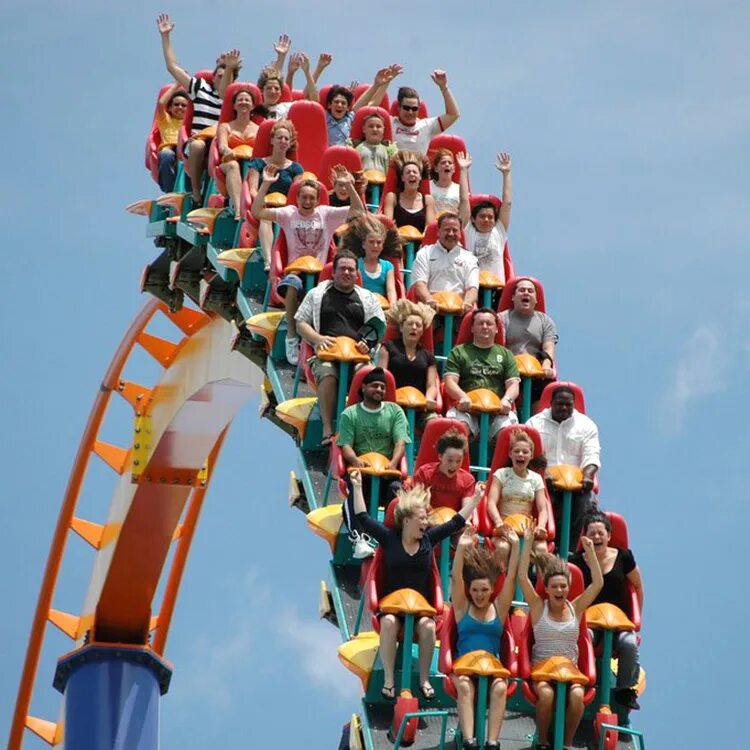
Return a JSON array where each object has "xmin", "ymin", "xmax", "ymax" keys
[
  {"xmin": 381, "ymin": 684, "xmax": 395, "ymax": 700},
  {"xmin": 420, "ymin": 681, "xmax": 435, "ymax": 700}
]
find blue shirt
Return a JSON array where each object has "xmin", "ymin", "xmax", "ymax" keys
[
  {"xmin": 456, "ymin": 611, "xmax": 502, "ymax": 657},
  {"xmin": 357, "ymin": 258, "xmax": 394, "ymax": 296},
  {"xmin": 326, "ymin": 111, "xmax": 355, "ymax": 146}
]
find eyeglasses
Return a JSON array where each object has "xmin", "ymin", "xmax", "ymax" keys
[{"xmin": 401, "ymin": 104, "xmax": 419, "ymax": 112}]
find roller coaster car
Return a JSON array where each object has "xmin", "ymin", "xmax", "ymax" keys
[
  {"xmin": 518, "ymin": 565, "xmax": 597, "ymax": 708},
  {"xmin": 331, "ymin": 366, "xmax": 407, "ymax": 498},
  {"xmin": 412, "ymin": 417, "xmax": 469, "ymax": 473},
  {"xmin": 351, "ymin": 106, "xmax": 394, "ymax": 144},
  {"xmin": 317, "ymin": 145, "xmax": 364, "ymax": 191},
  {"xmin": 438, "ymin": 606, "xmax": 518, "ymax": 702},
  {"xmin": 207, "ymin": 82, "xmax": 263, "ymax": 197},
  {"xmin": 288, "ymin": 100, "xmax": 329, "ymax": 175},
  {"xmin": 267, "ymin": 180, "xmax": 333, "ymax": 308},
  {"xmin": 534, "ymin": 381, "xmax": 587, "ymax": 415},
  {"xmin": 145, "ymin": 84, "xmax": 193, "ymax": 186},
  {"xmin": 476, "ymin": 424, "xmax": 556, "ymax": 547},
  {"xmin": 426, "ymin": 133, "xmax": 469, "ymax": 189}
]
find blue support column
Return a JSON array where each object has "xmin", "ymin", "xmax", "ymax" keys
[{"xmin": 54, "ymin": 644, "xmax": 171, "ymax": 750}]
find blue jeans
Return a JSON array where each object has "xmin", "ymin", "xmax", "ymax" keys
[{"xmin": 157, "ymin": 148, "xmax": 177, "ymax": 192}]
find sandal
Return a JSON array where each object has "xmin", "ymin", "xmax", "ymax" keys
[
  {"xmin": 419, "ymin": 681, "xmax": 435, "ymax": 700},
  {"xmin": 381, "ymin": 684, "xmax": 395, "ymax": 700}
]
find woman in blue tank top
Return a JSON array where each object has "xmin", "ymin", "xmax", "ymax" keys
[{"xmin": 450, "ymin": 525, "xmax": 520, "ymax": 750}]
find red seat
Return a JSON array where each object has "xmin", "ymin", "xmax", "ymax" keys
[
  {"xmin": 498, "ymin": 276, "xmax": 547, "ymax": 313},
  {"xmin": 469, "ymin": 194, "xmax": 515, "ymax": 280},
  {"xmin": 573, "ymin": 512, "xmax": 641, "ymax": 631},
  {"xmin": 145, "ymin": 84, "xmax": 192, "ymax": 185},
  {"xmin": 289, "ymin": 100, "xmax": 329, "ymax": 175},
  {"xmin": 438, "ymin": 605, "xmax": 518, "ymax": 700},
  {"xmin": 354, "ymin": 84, "xmax": 390, "ymax": 111},
  {"xmin": 318, "ymin": 146, "xmax": 364, "ymax": 191},
  {"xmin": 427, "ymin": 133, "xmax": 469, "ymax": 191},
  {"xmin": 280, "ymin": 83, "xmax": 293, "ymax": 102},
  {"xmin": 291, "ymin": 88, "xmax": 305, "ymax": 101},
  {"xmin": 412, "ymin": 418, "xmax": 469, "ymax": 473},
  {"xmin": 517, "ymin": 565, "xmax": 597, "ymax": 707},
  {"xmin": 390, "ymin": 100, "xmax": 429, "ymax": 118},
  {"xmin": 535, "ymin": 381, "xmax": 586, "ymax": 414},
  {"xmin": 208, "ymin": 82, "xmax": 263, "ymax": 194},
  {"xmin": 380, "ymin": 159, "xmax": 432, "ymax": 213},
  {"xmin": 175, "ymin": 70, "xmax": 214, "ymax": 161},
  {"xmin": 477, "ymin": 425, "xmax": 556, "ymax": 546},
  {"xmin": 350, "ymin": 106, "xmax": 394, "ymax": 144},
  {"xmin": 421, "ymin": 221, "xmax": 466, "ymax": 247},
  {"xmin": 365, "ymin": 497, "xmax": 444, "ymax": 633}
]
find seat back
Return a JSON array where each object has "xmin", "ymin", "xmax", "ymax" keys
[
  {"xmin": 289, "ymin": 100, "xmax": 329, "ymax": 174},
  {"xmin": 421, "ymin": 221, "xmax": 466, "ymax": 247},
  {"xmin": 413, "ymin": 418, "xmax": 470, "ymax": 473},
  {"xmin": 427, "ymin": 133, "xmax": 469, "ymax": 186},
  {"xmin": 455, "ymin": 311, "xmax": 505, "ymax": 346},
  {"xmin": 318, "ymin": 146, "xmax": 364, "ymax": 190},
  {"xmin": 291, "ymin": 88, "xmax": 305, "ymax": 101},
  {"xmin": 346, "ymin": 365, "xmax": 398, "ymax": 406},
  {"xmin": 251, "ymin": 118, "xmax": 298, "ymax": 161},
  {"xmin": 219, "ymin": 82, "xmax": 263, "ymax": 123},
  {"xmin": 319, "ymin": 262, "xmax": 362, "ymax": 285},
  {"xmin": 354, "ymin": 84, "xmax": 390, "ymax": 111},
  {"xmin": 498, "ymin": 276, "xmax": 547, "ymax": 313},
  {"xmin": 380, "ymin": 159, "xmax": 431, "ymax": 212},
  {"xmin": 382, "ymin": 310, "xmax": 435, "ymax": 353},
  {"xmin": 350, "ymin": 106, "xmax": 394, "ymax": 143},
  {"xmin": 286, "ymin": 178, "xmax": 330, "ymax": 207},
  {"xmin": 535, "ymin": 381, "xmax": 587, "ymax": 414}
]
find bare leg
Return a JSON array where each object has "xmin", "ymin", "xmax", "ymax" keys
[
  {"xmin": 487, "ymin": 677, "xmax": 508, "ymax": 741},
  {"xmin": 416, "ymin": 616, "xmax": 436, "ymax": 688},
  {"xmin": 451, "ymin": 674, "xmax": 475, "ymax": 740},
  {"xmin": 221, "ymin": 161, "xmax": 242, "ymax": 218},
  {"xmin": 258, "ymin": 219, "xmax": 274, "ymax": 270},
  {"xmin": 493, "ymin": 538, "xmax": 510, "ymax": 574},
  {"xmin": 534, "ymin": 681, "xmax": 554, "ymax": 745},
  {"xmin": 187, "ymin": 139, "xmax": 207, "ymax": 202},
  {"xmin": 317, "ymin": 373, "xmax": 338, "ymax": 437},
  {"xmin": 379, "ymin": 615, "xmax": 399, "ymax": 691},
  {"xmin": 563, "ymin": 684, "xmax": 585, "ymax": 746},
  {"xmin": 284, "ymin": 287, "xmax": 299, "ymax": 338}
]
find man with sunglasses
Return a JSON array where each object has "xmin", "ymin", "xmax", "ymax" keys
[{"xmin": 391, "ymin": 70, "xmax": 460, "ymax": 153}]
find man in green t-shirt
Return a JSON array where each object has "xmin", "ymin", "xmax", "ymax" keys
[
  {"xmin": 338, "ymin": 367, "xmax": 411, "ymax": 557},
  {"xmin": 444, "ymin": 308, "xmax": 521, "ymax": 441}
]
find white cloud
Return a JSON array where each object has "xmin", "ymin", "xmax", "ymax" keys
[
  {"xmin": 276, "ymin": 608, "xmax": 359, "ymax": 701},
  {"xmin": 664, "ymin": 325, "xmax": 726, "ymax": 432}
]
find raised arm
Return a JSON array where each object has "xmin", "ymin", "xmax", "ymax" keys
[
  {"xmin": 271, "ymin": 34, "xmax": 291, "ymax": 73},
  {"xmin": 311, "ymin": 52, "xmax": 333, "ymax": 84},
  {"xmin": 451, "ymin": 525, "xmax": 476, "ymax": 616},
  {"xmin": 496, "ymin": 153, "xmax": 512, "ymax": 231},
  {"xmin": 495, "ymin": 529, "xmax": 520, "ymax": 620},
  {"xmin": 431, "ymin": 70, "xmax": 460, "ymax": 130},
  {"xmin": 424, "ymin": 194, "xmax": 436, "ymax": 226},
  {"xmin": 456, "ymin": 151, "xmax": 472, "ymax": 227},
  {"xmin": 218, "ymin": 49, "xmax": 242, "ymax": 98},
  {"xmin": 157, "ymin": 14, "xmax": 191, "ymax": 89},
  {"xmin": 298, "ymin": 53, "xmax": 319, "ymax": 103},
  {"xmin": 250, "ymin": 164, "xmax": 279, "ymax": 222},
  {"xmin": 518, "ymin": 526, "xmax": 543, "ymax": 617},
  {"xmin": 158, "ymin": 82, "xmax": 182, "ymax": 111},
  {"xmin": 573, "ymin": 536, "xmax": 604, "ymax": 616},
  {"xmin": 331, "ymin": 166, "xmax": 365, "ymax": 218},
  {"xmin": 458, "ymin": 481, "xmax": 485, "ymax": 520},
  {"xmin": 285, "ymin": 52, "xmax": 302, "ymax": 90}
]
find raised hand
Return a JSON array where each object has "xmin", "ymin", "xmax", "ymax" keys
[
  {"xmin": 386, "ymin": 64, "xmax": 404, "ymax": 82},
  {"xmin": 262, "ymin": 164, "xmax": 279, "ymax": 184},
  {"xmin": 349, "ymin": 469, "xmax": 362, "ymax": 487},
  {"xmin": 456, "ymin": 151, "xmax": 472, "ymax": 171},
  {"xmin": 458, "ymin": 524, "xmax": 476, "ymax": 549},
  {"xmin": 274, "ymin": 33, "xmax": 291, "ymax": 56},
  {"xmin": 317, "ymin": 52, "xmax": 333, "ymax": 69},
  {"xmin": 349, "ymin": 79, "xmax": 359, "ymax": 93},
  {"xmin": 431, "ymin": 69, "xmax": 448, "ymax": 89},
  {"xmin": 222, "ymin": 48, "xmax": 243, "ymax": 72},
  {"xmin": 288, "ymin": 52, "xmax": 303, "ymax": 73},
  {"xmin": 495, "ymin": 152, "xmax": 511, "ymax": 174},
  {"xmin": 157, "ymin": 13, "xmax": 174, "ymax": 35},
  {"xmin": 298, "ymin": 52, "xmax": 311, "ymax": 73},
  {"xmin": 331, "ymin": 164, "xmax": 353, "ymax": 186},
  {"xmin": 474, "ymin": 481, "xmax": 486, "ymax": 499},
  {"xmin": 581, "ymin": 535, "xmax": 596, "ymax": 558}
]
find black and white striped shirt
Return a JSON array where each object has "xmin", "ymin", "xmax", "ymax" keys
[{"xmin": 188, "ymin": 76, "xmax": 222, "ymax": 135}]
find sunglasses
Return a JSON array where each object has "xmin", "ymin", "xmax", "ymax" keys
[{"xmin": 401, "ymin": 104, "xmax": 419, "ymax": 112}]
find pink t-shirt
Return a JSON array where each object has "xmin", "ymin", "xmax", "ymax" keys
[{"xmin": 273, "ymin": 205, "xmax": 350, "ymax": 264}]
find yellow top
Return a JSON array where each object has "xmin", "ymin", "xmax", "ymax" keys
[
  {"xmin": 398, "ymin": 225, "xmax": 424, "ymax": 242},
  {"xmin": 479, "ymin": 270, "xmax": 504, "ymax": 289},
  {"xmin": 585, "ymin": 603, "xmax": 635, "ymax": 632},
  {"xmin": 547, "ymin": 464, "xmax": 583, "ymax": 492},
  {"xmin": 531, "ymin": 656, "xmax": 588, "ymax": 684},
  {"xmin": 156, "ymin": 111, "xmax": 181, "ymax": 150},
  {"xmin": 285, "ymin": 256, "xmax": 324, "ymax": 275},
  {"xmin": 317, "ymin": 336, "xmax": 371, "ymax": 363},
  {"xmin": 396, "ymin": 386, "xmax": 427, "ymax": 409},
  {"xmin": 379, "ymin": 588, "xmax": 436, "ymax": 616},
  {"xmin": 363, "ymin": 169, "xmax": 387, "ymax": 185},
  {"xmin": 348, "ymin": 452, "xmax": 402, "ymax": 477},
  {"xmin": 453, "ymin": 650, "xmax": 510, "ymax": 678},
  {"xmin": 514, "ymin": 353, "xmax": 545, "ymax": 378},
  {"xmin": 467, "ymin": 388, "xmax": 503, "ymax": 413}
]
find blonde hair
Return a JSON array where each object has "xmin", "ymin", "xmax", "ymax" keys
[
  {"xmin": 394, "ymin": 483, "xmax": 431, "ymax": 527},
  {"xmin": 341, "ymin": 214, "xmax": 402, "ymax": 260},
  {"xmin": 509, "ymin": 428, "xmax": 535, "ymax": 457},
  {"xmin": 386, "ymin": 298, "xmax": 436, "ymax": 330},
  {"xmin": 536, "ymin": 553, "xmax": 571, "ymax": 586}
]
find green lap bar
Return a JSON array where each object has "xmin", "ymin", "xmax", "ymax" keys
[
  {"xmin": 399, "ymin": 615, "xmax": 415, "ymax": 693},
  {"xmin": 553, "ymin": 681, "xmax": 567, "ymax": 750},
  {"xmin": 475, "ymin": 674, "xmax": 489, "ymax": 748},
  {"xmin": 406, "ymin": 409, "xmax": 416, "ymax": 475},
  {"xmin": 476, "ymin": 412, "xmax": 490, "ymax": 479},
  {"xmin": 336, "ymin": 361, "xmax": 351, "ymax": 425},
  {"xmin": 598, "ymin": 629, "xmax": 614, "ymax": 706},
  {"xmin": 369, "ymin": 475, "xmax": 381, "ymax": 518},
  {"xmin": 520, "ymin": 377, "xmax": 533, "ymax": 423},
  {"xmin": 559, "ymin": 490, "xmax": 573, "ymax": 560}
]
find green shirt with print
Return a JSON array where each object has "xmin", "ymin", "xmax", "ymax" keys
[
  {"xmin": 445, "ymin": 343, "xmax": 519, "ymax": 394},
  {"xmin": 337, "ymin": 402, "xmax": 412, "ymax": 457}
]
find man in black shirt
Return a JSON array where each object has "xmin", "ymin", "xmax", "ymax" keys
[{"xmin": 295, "ymin": 251, "xmax": 385, "ymax": 443}]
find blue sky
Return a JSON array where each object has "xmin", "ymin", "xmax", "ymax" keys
[{"xmin": 1, "ymin": 1, "xmax": 748, "ymax": 747}]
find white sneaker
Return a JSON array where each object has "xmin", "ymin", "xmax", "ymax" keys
[
  {"xmin": 350, "ymin": 530, "xmax": 375, "ymax": 559},
  {"xmin": 285, "ymin": 335, "xmax": 300, "ymax": 366}
]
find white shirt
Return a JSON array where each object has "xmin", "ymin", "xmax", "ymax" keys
[
  {"xmin": 411, "ymin": 242, "xmax": 479, "ymax": 294},
  {"xmin": 268, "ymin": 101, "xmax": 293, "ymax": 119},
  {"xmin": 465, "ymin": 222, "xmax": 508, "ymax": 282},
  {"xmin": 390, "ymin": 116, "xmax": 442, "ymax": 153},
  {"xmin": 526, "ymin": 408, "xmax": 601, "ymax": 469},
  {"xmin": 430, "ymin": 181, "xmax": 460, "ymax": 214}
]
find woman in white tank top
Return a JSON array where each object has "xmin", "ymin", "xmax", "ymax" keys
[{"xmin": 517, "ymin": 527, "xmax": 603, "ymax": 750}]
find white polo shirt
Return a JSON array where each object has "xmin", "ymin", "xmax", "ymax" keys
[
  {"xmin": 411, "ymin": 242, "xmax": 479, "ymax": 294},
  {"xmin": 390, "ymin": 116, "xmax": 442, "ymax": 153},
  {"xmin": 526, "ymin": 408, "xmax": 602, "ymax": 469}
]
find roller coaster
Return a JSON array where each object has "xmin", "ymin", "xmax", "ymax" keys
[{"xmin": 8, "ymin": 64, "xmax": 647, "ymax": 750}]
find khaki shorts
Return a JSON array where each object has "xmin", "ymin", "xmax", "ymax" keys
[{"xmin": 308, "ymin": 356, "xmax": 338, "ymax": 383}]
